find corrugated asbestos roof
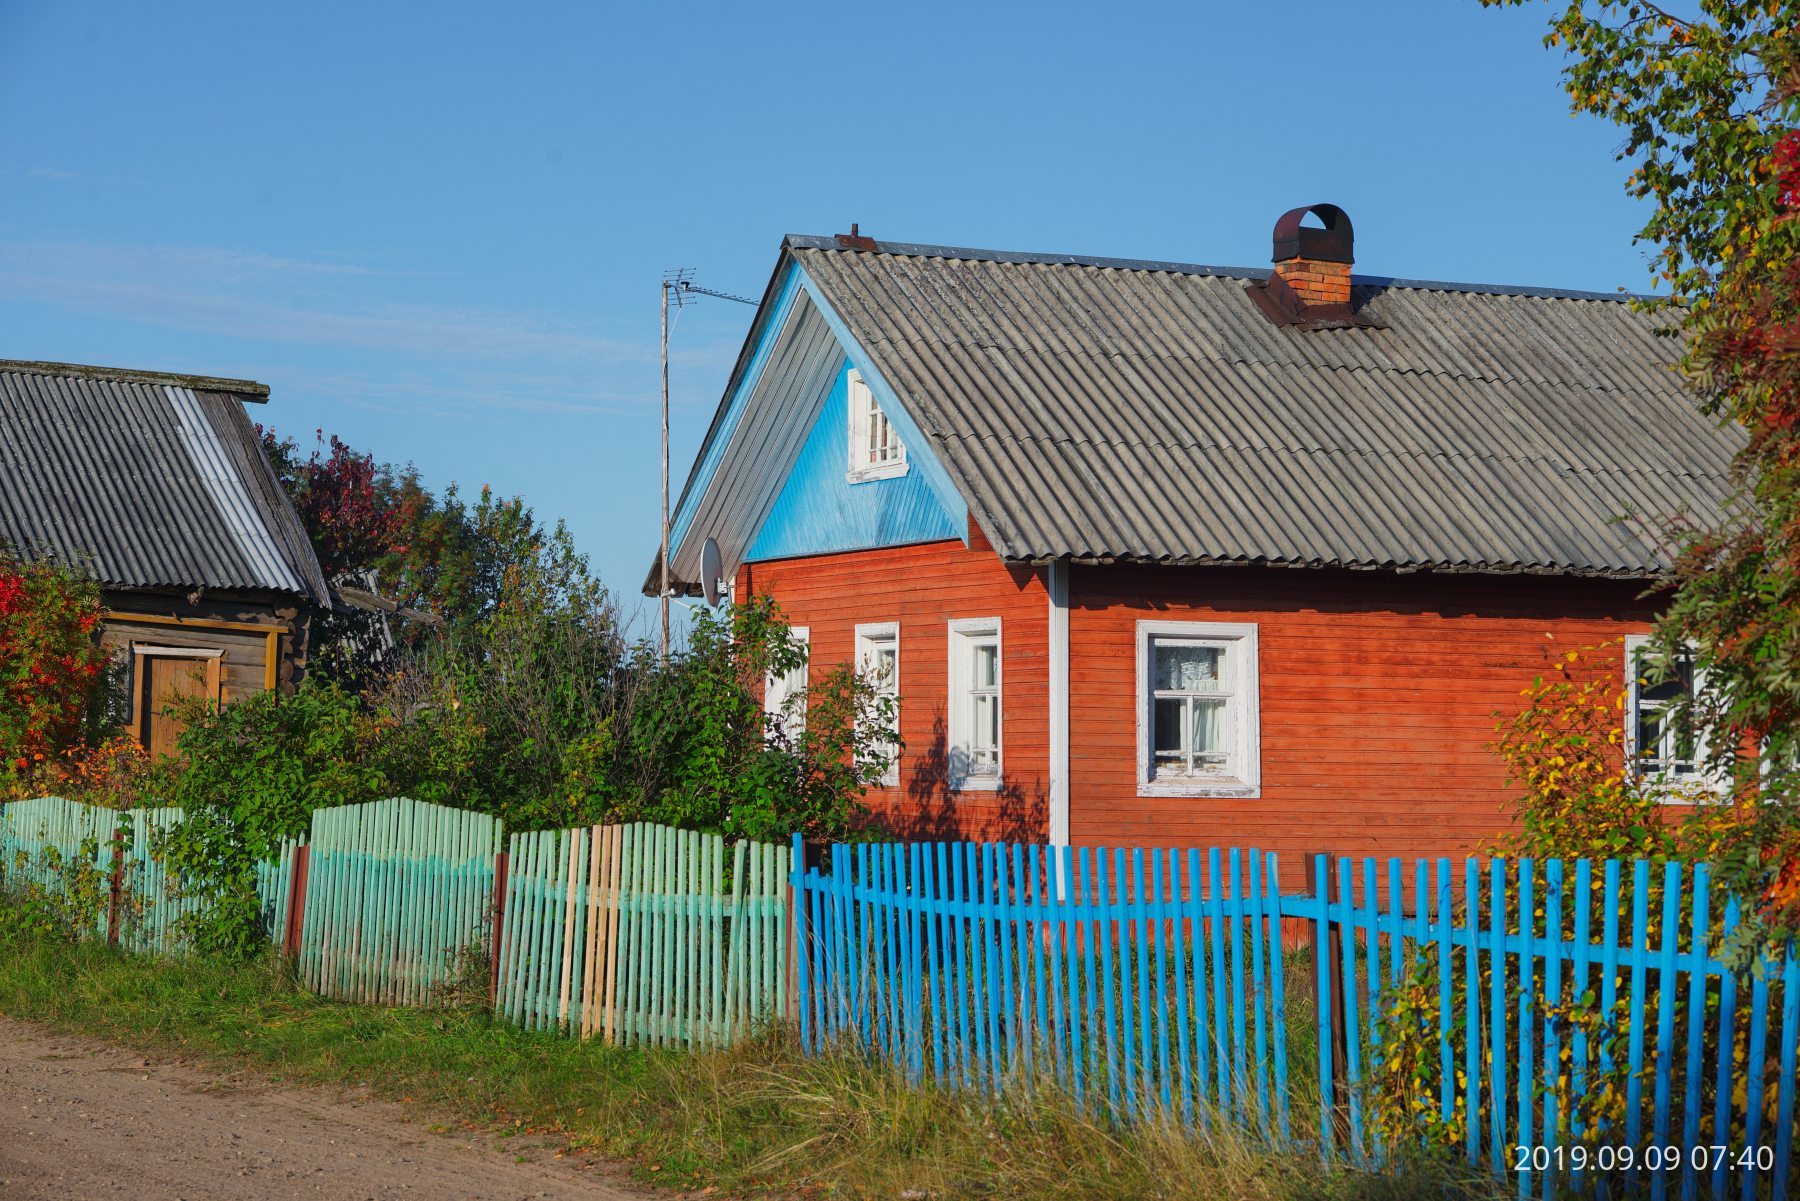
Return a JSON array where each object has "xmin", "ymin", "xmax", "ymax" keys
[
  {"xmin": 784, "ymin": 235, "xmax": 1743, "ymax": 577},
  {"xmin": 0, "ymin": 361, "xmax": 330, "ymax": 602}
]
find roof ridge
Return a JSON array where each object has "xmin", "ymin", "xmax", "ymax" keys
[
  {"xmin": 786, "ymin": 235, "xmax": 1662, "ymax": 304},
  {"xmin": 0, "ymin": 359, "xmax": 270, "ymax": 399}
]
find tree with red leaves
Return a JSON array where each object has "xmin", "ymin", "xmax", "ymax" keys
[{"xmin": 0, "ymin": 548, "xmax": 107, "ymax": 794}]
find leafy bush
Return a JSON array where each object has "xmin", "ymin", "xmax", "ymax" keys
[
  {"xmin": 598, "ymin": 596, "xmax": 896, "ymax": 842},
  {"xmin": 0, "ymin": 836, "xmax": 121, "ymax": 944},
  {"xmin": 1491, "ymin": 639, "xmax": 1737, "ymax": 863},
  {"xmin": 17, "ymin": 736, "xmax": 174, "ymax": 810},
  {"xmin": 155, "ymin": 681, "xmax": 480, "ymax": 954}
]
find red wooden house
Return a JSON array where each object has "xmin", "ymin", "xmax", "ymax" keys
[{"xmin": 649, "ymin": 206, "xmax": 1741, "ymax": 871}]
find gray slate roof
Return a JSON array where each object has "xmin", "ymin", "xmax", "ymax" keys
[
  {"xmin": 787, "ymin": 235, "xmax": 1742, "ymax": 577},
  {"xmin": 0, "ymin": 361, "xmax": 330, "ymax": 602}
]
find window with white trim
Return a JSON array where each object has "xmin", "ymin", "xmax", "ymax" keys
[
  {"xmin": 948, "ymin": 618, "xmax": 1001, "ymax": 789},
  {"xmin": 1136, "ymin": 620, "xmax": 1260, "ymax": 798},
  {"xmin": 764, "ymin": 626, "xmax": 809, "ymax": 738},
  {"xmin": 1624, "ymin": 634, "xmax": 1724, "ymax": 794},
  {"xmin": 846, "ymin": 369, "xmax": 907, "ymax": 482},
  {"xmin": 856, "ymin": 622, "xmax": 901, "ymax": 785}
]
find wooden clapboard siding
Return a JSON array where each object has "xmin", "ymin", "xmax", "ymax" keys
[
  {"xmin": 752, "ymin": 538, "xmax": 1659, "ymax": 871},
  {"xmin": 741, "ymin": 525, "xmax": 1052, "ymax": 843},
  {"xmin": 100, "ymin": 589, "xmax": 306, "ymax": 700},
  {"xmin": 1068, "ymin": 563, "xmax": 1658, "ymax": 882}
]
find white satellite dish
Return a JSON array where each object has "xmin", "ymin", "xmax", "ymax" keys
[{"xmin": 700, "ymin": 537, "xmax": 724, "ymax": 606}]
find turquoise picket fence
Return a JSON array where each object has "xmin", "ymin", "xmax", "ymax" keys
[
  {"xmin": 792, "ymin": 839, "xmax": 1800, "ymax": 1199},
  {"xmin": 0, "ymin": 796, "xmax": 295, "ymax": 949},
  {"xmin": 496, "ymin": 821, "xmax": 788, "ymax": 1047},
  {"xmin": 295, "ymin": 797, "xmax": 501, "ymax": 1005}
]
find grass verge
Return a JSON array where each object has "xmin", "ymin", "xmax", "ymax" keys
[{"xmin": 0, "ymin": 929, "xmax": 1501, "ymax": 1200}]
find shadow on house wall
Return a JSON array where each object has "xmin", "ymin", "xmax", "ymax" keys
[{"xmin": 871, "ymin": 714, "xmax": 1046, "ymax": 843}]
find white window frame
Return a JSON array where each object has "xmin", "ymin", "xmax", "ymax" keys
[
  {"xmin": 947, "ymin": 617, "xmax": 1002, "ymax": 791},
  {"xmin": 1624, "ymin": 634, "xmax": 1727, "ymax": 799},
  {"xmin": 1135, "ymin": 620, "xmax": 1260, "ymax": 799},
  {"xmin": 845, "ymin": 368, "xmax": 908, "ymax": 483},
  {"xmin": 856, "ymin": 621, "xmax": 901, "ymax": 785},
  {"xmin": 764, "ymin": 625, "xmax": 809, "ymax": 736}
]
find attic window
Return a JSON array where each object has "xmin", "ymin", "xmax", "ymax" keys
[{"xmin": 847, "ymin": 369, "xmax": 907, "ymax": 482}]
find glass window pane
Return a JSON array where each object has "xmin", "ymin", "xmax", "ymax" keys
[
  {"xmin": 1153, "ymin": 697, "xmax": 1186, "ymax": 754},
  {"xmin": 974, "ymin": 643, "xmax": 997, "ymax": 688},
  {"xmin": 1154, "ymin": 644, "xmax": 1221, "ymax": 692}
]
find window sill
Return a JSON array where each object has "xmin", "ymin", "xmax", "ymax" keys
[
  {"xmin": 847, "ymin": 461, "xmax": 908, "ymax": 484},
  {"xmin": 1136, "ymin": 777, "xmax": 1261, "ymax": 800},
  {"xmin": 950, "ymin": 774, "xmax": 1002, "ymax": 793}
]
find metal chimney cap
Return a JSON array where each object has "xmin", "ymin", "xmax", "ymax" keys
[{"xmin": 1272, "ymin": 204, "xmax": 1353, "ymax": 265}]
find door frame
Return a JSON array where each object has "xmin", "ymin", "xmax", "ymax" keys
[{"xmin": 130, "ymin": 644, "xmax": 224, "ymax": 749}]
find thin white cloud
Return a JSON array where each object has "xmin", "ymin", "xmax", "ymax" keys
[
  {"xmin": 0, "ymin": 236, "xmax": 750, "ymax": 419},
  {"xmin": 0, "ymin": 238, "xmax": 641, "ymax": 363}
]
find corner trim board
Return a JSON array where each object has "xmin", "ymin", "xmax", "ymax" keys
[{"xmin": 1048, "ymin": 560, "xmax": 1070, "ymax": 847}]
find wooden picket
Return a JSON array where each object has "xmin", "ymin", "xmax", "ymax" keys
[
  {"xmin": 1282, "ymin": 855, "xmax": 1800, "ymax": 1199},
  {"xmin": 495, "ymin": 821, "xmax": 786, "ymax": 1047},
  {"xmin": 791, "ymin": 838, "xmax": 1292, "ymax": 1138},
  {"xmin": 296, "ymin": 797, "xmax": 500, "ymax": 1004}
]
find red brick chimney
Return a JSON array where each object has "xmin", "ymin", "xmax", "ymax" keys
[{"xmin": 1249, "ymin": 203, "xmax": 1377, "ymax": 330}]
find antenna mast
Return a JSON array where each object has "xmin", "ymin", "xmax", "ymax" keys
[{"xmin": 659, "ymin": 269, "xmax": 754, "ymax": 664}]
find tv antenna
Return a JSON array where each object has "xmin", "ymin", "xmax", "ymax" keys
[{"xmin": 659, "ymin": 269, "xmax": 758, "ymax": 663}]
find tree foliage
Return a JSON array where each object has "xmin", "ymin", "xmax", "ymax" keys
[
  {"xmin": 1486, "ymin": 0, "xmax": 1800, "ymax": 946},
  {"xmin": 594, "ymin": 597, "xmax": 896, "ymax": 842},
  {"xmin": 0, "ymin": 549, "xmax": 108, "ymax": 796}
]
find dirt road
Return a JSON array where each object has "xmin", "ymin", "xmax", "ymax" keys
[{"xmin": 0, "ymin": 1017, "xmax": 654, "ymax": 1200}]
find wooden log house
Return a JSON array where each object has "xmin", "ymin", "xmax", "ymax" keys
[{"xmin": 0, "ymin": 359, "xmax": 330, "ymax": 756}]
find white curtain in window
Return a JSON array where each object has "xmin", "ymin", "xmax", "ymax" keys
[{"xmin": 1190, "ymin": 696, "xmax": 1226, "ymax": 756}]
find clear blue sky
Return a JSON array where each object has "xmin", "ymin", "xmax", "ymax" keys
[{"xmin": 0, "ymin": 1, "xmax": 1653, "ymax": 630}]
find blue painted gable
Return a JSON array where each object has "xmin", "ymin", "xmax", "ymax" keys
[{"xmin": 747, "ymin": 360, "xmax": 963, "ymax": 562}]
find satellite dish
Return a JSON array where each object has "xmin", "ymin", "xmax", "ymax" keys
[{"xmin": 700, "ymin": 537, "xmax": 724, "ymax": 606}]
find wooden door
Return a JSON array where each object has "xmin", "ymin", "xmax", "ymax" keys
[{"xmin": 138, "ymin": 655, "xmax": 213, "ymax": 758}]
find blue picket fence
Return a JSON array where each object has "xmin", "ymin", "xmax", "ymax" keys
[{"xmin": 791, "ymin": 838, "xmax": 1800, "ymax": 1199}]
